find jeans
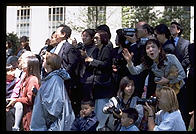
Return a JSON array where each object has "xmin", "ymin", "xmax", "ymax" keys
[{"xmin": 94, "ymin": 98, "xmax": 110, "ymax": 130}]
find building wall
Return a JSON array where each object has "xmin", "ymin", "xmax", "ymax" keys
[
  {"xmin": 6, "ymin": 6, "xmax": 17, "ymax": 34},
  {"xmin": 30, "ymin": 6, "xmax": 49, "ymax": 54}
]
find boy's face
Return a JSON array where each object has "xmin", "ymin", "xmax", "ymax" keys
[
  {"xmin": 121, "ymin": 112, "xmax": 133, "ymax": 127},
  {"xmin": 80, "ymin": 104, "xmax": 94, "ymax": 117}
]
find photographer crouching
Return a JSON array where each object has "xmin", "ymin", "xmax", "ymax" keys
[{"xmin": 143, "ymin": 86, "xmax": 186, "ymax": 131}]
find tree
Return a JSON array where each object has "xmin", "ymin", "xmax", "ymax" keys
[
  {"xmin": 6, "ymin": 32, "xmax": 20, "ymax": 55},
  {"xmin": 122, "ymin": 6, "xmax": 161, "ymax": 28}
]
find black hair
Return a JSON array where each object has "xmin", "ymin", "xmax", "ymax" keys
[
  {"xmin": 57, "ymin": 24, "xmax": 72, "ymax": 39},
  {"xmin": 171, "ymin": 21, "xmax": 183, "ymax": 36},
  {"xmin": 122, "ymin": 108, "xmax": 138, "ymax": 123},
  {"xmin": 143, "ymin": 24, "xmax": 154, "ymax": 35},
  {"xmin": 116, "ymin": 29, "xmax": 126, "ymax": 46},
  {"xmin": 142, "ymin": 39, "xmax": 167, "ymax": 69},
  {"xmin": 154, "ymin": 24, "xmax": 171, "ymax": 39},
  {"xmin": 96, "ymin": 24, "xmax": 111, "ymax": 39},
  {"xmin": 81, "ymin": 99, "xmax": 95, "ymax": 107},
  {"xmin": 82, "ymin": 29, "xmax": 96, "ymax": 39},
  {"xmin": 20, "ymin": 36, "xmax": 29, "ymax": 42}
]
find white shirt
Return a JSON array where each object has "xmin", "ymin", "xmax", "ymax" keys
[
  {"xmin": 154, "ymin": 110, "xmax": 186, "ymax": 131},
  {"xmin": 54, "ymin": 40, "xmax": 66, "ymax": 54}
]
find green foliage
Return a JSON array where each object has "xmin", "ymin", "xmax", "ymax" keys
[
  {"xmin": 122, "ymin": 6, "xmax": 191, "ymax": 40},
  {"xmin": 122, "ymin": 6, "xmax": 160, "ymax": 28},
  {"xmin": 6, "ymin": 32, "xmax": 20, "ymax": 55}
]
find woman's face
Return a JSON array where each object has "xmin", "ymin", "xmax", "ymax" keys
[
  {"xmin": 146, "ymin": 42, "xmax": 160, "ymax": 61},
  {"xmin": 124, "ymin": 83, "xmax": 135, "ymax": 97},
  {"xmin": 156, "ymin": 91, "xmax": 168, "ymax": 111},
  {"xmin": 94, "ymin": 33, "xmax": 101, "ymax": 46},
  {"xmin": 154, "ymin": 31, "xmax": 165, "ymax": 44},
  {"xmin": 82, "ymin": 32, "xmax": 93, "ymax": 45}
]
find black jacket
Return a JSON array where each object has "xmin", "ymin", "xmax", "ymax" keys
[{"xmin": 90, "ymin": 45, "xmax": 114, "ymax": 99}]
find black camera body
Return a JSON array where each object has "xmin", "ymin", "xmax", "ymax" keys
[
  {"xmin": 113, "ymin": 57, "xmax": 125, "ymax": 70},
  {"xmin": 122, "ymin": 28, "xmax": 136, "ymax": 37},
  {"xmin": 76, "ymin": 42, "xmax": 85, "ymax": 51},
  {"xmin": 137, "ymin": 96, "xmax": 157, "ymax": 106},
  {"xmin": 107, "ymin": 106, "xmax": 121, "ymax": 115}
]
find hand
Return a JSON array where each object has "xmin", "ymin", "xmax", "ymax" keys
[
  {"xmin": 71, "ymin": 37, "xmax": 77, "ymax": 46},
  {"xmin": 125, "ymin": 34, "xmax": 137, "ymax": 44},
  {"xmin": 113, "ymin": 109, "xmax": 122, "ymax": 119},
  {"xmin": 189, "ymin": 111, "xmax": 194, "ymax": 129},
  {"xmin": 80, "ymin": 110, "xmax": 85, "ymax": 118},
  {"xmin": 80, "ymin": 50, "xmax": 87, "ymax": 58},
  {"xmin": 112, "ymin": 65, "xmax": 118, "ymax": 72},
  {"xmin": 143, "ymin": 102, "xmax": 154, "ymax": 116},
  {"xmin": 85, "ymin": 57, "xmax": 93, "ymax": 62},
  {"xmin": 122, "ymin": 48, "xmax": 134, "ymax": 65},
  {"xmin": 6, "ymin": 98, "xmax": 16, "ymax": 108},
  {"xmin": 155, "ymin": 77, "xmax": 169, "ymax": 85}
]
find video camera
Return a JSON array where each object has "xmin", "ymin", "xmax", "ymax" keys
[
  {"xmin": 137, "ymin": 96, "xmax": 158, "ymax": 106},
  {"xmin": 122, "ymin": 28, "xmax": 136, "ymax": 37}
]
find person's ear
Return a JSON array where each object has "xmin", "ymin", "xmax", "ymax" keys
[
  {"xmin": 129, "ymin": 118, "xmax": 134, "ymax": 124},
  {"xmin": 60, "ymin": 32, "xmax": 66, "ymax": 38}
]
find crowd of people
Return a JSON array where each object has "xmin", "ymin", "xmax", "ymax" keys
[{"xmin": 6, "ymin": 21, "xmax": 194, "ymax": 131}]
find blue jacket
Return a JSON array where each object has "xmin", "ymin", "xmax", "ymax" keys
[
  {"xmin": 71, "ymin": 112, "xmax": 98, "ymax": 131},
  {"xmin": 30, "ymin": 68, "xmax": 75, "ymax": 131}
]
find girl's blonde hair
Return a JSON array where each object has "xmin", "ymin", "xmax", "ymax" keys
[{"xmin": 156, "ymin": 86, "xmax": 179, "ymax": 112}]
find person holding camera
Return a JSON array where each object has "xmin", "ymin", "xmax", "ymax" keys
[
  {"xmin": 144, "ymin": 86, "xmax": 186, "ymax": 131},
  {"xmin": 102, "ymin": 76, "xmax": 144, "ymax": 131},
  {"xmin": 111, "ymin": 29, "xmax": 133, "ymax": 96},
  {"xmin": 30, "ymin": 52, "xmax": 75, "ymax": 131},
  {"xmin": 76, "ymin": 29, "xmax": 99, "ymax": 100}
]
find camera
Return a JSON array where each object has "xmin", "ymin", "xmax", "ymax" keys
[
  {"xmin": 107, "ymin": 106, "xmax": 121, "ymax": 115},
  {"xmin": 122, "ymin": 28, "xmax": 136, "ymax": 37},
  {"xmin": 76, "ymin": 42, "xmax": 85, "ymax": 51},
  {"xmin": 137, "ymin": 96, "xmax": 158, "ymax": 106},
  {"xmin": 113, "ymin": 57, "xmax": 126, "ymax": 70}
]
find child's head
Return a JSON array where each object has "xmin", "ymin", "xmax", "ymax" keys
[
  {"xmin": 80, "ymin": 99, "xmax": 95, "ymax": 117},
  {"xmin": 121, "ymin": 108, "xmax": 138, "ymax": 127},
  {"xmin": 117, "ymin": 76, "xmax": 135, "ymax": 98}
]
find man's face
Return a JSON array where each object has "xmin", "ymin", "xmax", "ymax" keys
[
  {"xmin": 169, "ymin": 24, "xmax": 180, "ymax": 36},
  {"xmin": 136, "ymin": 25, "xmax": 146, "ymax": 39},
  {"xmin": 55, "ymin": 27, "xmax": 65, "ymax": 43}
]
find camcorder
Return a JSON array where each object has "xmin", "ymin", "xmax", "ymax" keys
[
  {"xmin": 137, "ymin": 96, "xmax": 158, "ymax": 106},
  {"xmin": 122, "ymin": 28, "xmax": 136, "ymax": 37},
  {"xmin": 76, "ymin": 42, "xmax": 85, "ymax": 51}
]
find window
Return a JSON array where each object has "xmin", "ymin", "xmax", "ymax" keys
[
  {"xmin": 16, "ymin": 6, "xmax": 31, "ymax": 37},
  {"xmin": 48, "ymin": 6, "xmax": 65, "ymax": 34}
]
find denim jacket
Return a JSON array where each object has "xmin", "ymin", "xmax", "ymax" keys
[{"xmin": 127, "ymin": 54, "xmax": 186, "ymax": 89}]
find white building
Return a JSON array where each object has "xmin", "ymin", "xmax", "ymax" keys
[{"xmin": 6, "ymin": 6, "xmax": 122, "ymax": 54}]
